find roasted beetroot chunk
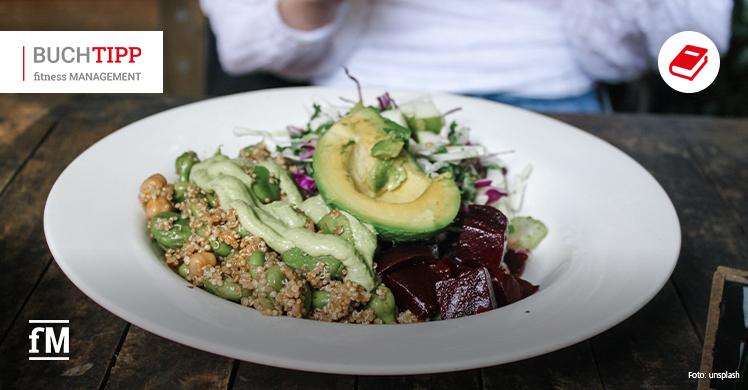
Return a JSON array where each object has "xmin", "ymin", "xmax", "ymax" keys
[
  {"xmin": 436, "ymin": 267, "xmax": 497, "ymax": 319},
  {"xmin": 518, "ymin": 277, "xmax": 539, "ymax": 298},
  {"xmin": 382, "ymin": 263, "xmax": 439, "ymax": 320},
  {"xmin": 377, "ymin": 244, "xmax": 442, "ymax": 320},
  {"xmin": 504, "ymin": 249, "xmax": 529, "ymax": 276},
  {"xmin": 377, "ymin": 244, "xmax": 436, "ymax": 274},
  {"xmin": 455, "ymin": 205, "xmax": 508, "ymax": 277},
  {"xmin": 492, "ymin": 272, "xmax": 538, "ymax": 307},
  {"xmin": 448, "ymin": 256, "xmax": 477, "ymax": 277},
  {"xmin": 376, "ymin": 206, "xmax": 539, "ymax": 321},
  {"xmin": 492, "ymin": 273, "xmax": 521, "ymax": 306},
  {"xmin": 453, "ymin": 206, "xmax": 538, "ymax": 308},
  {"xmin": 428, "ymin": 257, "xmax": 454, "ymax": 281}
]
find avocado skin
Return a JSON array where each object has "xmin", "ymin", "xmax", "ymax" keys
[
  {"xmin": 313, "ymin": 108, "xmax": 461, "ymax": 242},
  {"xmin": 317, "ymin": 180, "xmax": 457, "ymax": 242},
  {"xmin": 376, "ymin": 223, "xmax": 452, "ymax": 242}
]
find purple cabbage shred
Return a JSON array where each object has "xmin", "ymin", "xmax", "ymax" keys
[
  {"xmin": 298, "ymin": 142, "xmax": 316, "ymax": 160},
  {"xmin": 377, "ymin": 92, "xmax": 394, "ymax": 111},
  {"xmin": 292, "ymin": 170, "xmax": 317, "ymax": 192},
  {"xmin": 474, "ymin": 179, "xmax": 492, "ymax": 188},
  {"xmin": 485, "ymin": 188, "xmax": 507, "ymax": 204}
]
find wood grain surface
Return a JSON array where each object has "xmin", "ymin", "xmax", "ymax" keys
[{"xmin": 0, "ymin": 96, "xmax": 745, "ymax": 389}]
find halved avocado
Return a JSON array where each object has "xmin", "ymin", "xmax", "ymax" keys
[{"xmin": 313, "ymin": 108, "xmax": 461, "ymax": 241}]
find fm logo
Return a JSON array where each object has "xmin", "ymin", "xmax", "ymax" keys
[{"xmin": 28, "ymin": 320, "xmax": 69, "ymax": 361}]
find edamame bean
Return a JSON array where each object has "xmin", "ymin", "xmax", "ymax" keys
[
  {"xmin": 202, "ymin": 280, "xmax": 216, "ymax": 293},
  {"xmin": 150, "ymin": 238, "xmax": 165, "ymax": 256},
  {"xmin": 318, "ymin": 211, "xmax": 353, "ymax": 242},
  {"xmin": 150, "ymin": 211, "xmax": 191, "ymax": 249},
  {"xmin": 255, "ymin": 297, "xmax": 275, "ymax": 311},
  {"xmin": 173, "ymin": 181, "xmax": 189, "ymax": 202},
  {"xmin": 236, "ymin": 225, "xmax": 250, "ymax": 237},
  {"xmin": 187, "ymin": 201, "xmax": 211, "ymax": 238},
  {"xmin": 189, "ymin": 202, "xmax": 203, "ymax": 218},
  {"xmin": 281, "ymin": 248, "xmax": 343, "ymax": 278},
  {"xmin": 281, "ymin": 248, "xmax": 308, "ymax": 268},
  {"xmin": 210, "ymin": 239, "xmax": 232, "ymax": 257},
  {"xmin": 251, "ymin": 166, "xmax": 281, "ymax": 204},
  {"xmin": 204, "ymin": 278, "xmax": 243, "ymax": 302},
  {"xmin": 266, "ymin": 265, "xmax": 286, "ymax": 291},
  {"xmin": 315, "ymin": 255, "xmax": 343, "ymax": 277},
  {"xmin": 205, "ymin": 192, "xmax": 219, "ymax": 208},
  {"xmin": 177, "ymin": 262, "xmax": 189, "ymax": 278},
  {"xmin": 368, "ymin": 285, "xmax": 397, "ymax": 324},
  {"xmin": 247, "ymin": 250, "xmax": 265, "ymax": 280},
  {"xmin": 175, "ymin": 151, "xmax": 199, "ymax": 182},
  {"xmin": 312, "ymin": 290, "xmax": 330, "ymax": 309},
  {"xmin": 195, "ymin": 225, "xmax": 210, "ymax": 238}
]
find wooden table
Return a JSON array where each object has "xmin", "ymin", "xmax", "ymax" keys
[{"xmin": 0, "ymin": 94, "xmax": 746, "ymax": 389}]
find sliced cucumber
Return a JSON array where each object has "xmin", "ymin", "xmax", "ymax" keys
[
  {"xmin": 380, "ymin": 109, "xmax": 407, "ymax": 127},
  {"xmin": 399, "ymin": 97, "xmax": 443, "ymax": 133},
  {"xmin": 508, "ymin": 216, "xmax": 548, "ymax": 250},
  {"xmin": 413, "ymin": 130, "xmax": 443, "ymax": 145}
]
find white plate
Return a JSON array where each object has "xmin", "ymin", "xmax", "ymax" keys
[{"xmin": 44, "ymin": 87, "xmax": 680, "ymax": 375}]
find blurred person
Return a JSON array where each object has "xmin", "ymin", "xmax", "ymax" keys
[{"xmin": 200, "ymin": 0, "xmax": 732, "ymax": 113}]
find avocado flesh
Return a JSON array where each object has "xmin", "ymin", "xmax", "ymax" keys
[{"xmin": 313, "ymin": 108, "xmax": 461, "ymax": 241}]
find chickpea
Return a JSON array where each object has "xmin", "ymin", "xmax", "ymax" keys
[
  {"xmin": 140, "ymin": 174, "xmax": 167, "ymax": 199},
  {"xmin": 144, "ymin": 197, "xmax": 173, "ymax": 219},
  {"xmin": 188, "ymin": 252, "xmax": 217, "ymax": 278}
]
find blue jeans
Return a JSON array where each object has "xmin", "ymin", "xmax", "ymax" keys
[{"xmin": 468, "ymin": 90, "xmax": 602, "ymax": 113}]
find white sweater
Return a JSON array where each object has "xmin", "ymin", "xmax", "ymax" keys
[{"xmin": 201, "ymin": 0, "xmax": 732, "ymax": 98}]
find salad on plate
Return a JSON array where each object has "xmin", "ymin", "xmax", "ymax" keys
[{"xmin": 138, "ymin": 84, "xmax": 547, "ymax": 324}]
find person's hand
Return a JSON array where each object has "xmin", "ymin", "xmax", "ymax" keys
[{"xmin": 278, "ymin": 0, "xmax": 342, "ymax": 31}]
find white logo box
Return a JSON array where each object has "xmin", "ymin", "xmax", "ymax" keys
[{"xmin": 0, "ymin": 31, "xmax": 163, "ymax": 93}]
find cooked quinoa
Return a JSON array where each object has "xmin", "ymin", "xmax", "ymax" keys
[{"xmin": 141, "ymin": 145, "xmax": 417, "ymax": 324}]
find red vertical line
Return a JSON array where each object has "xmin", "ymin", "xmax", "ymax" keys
[{"xmin": 22, "ymin": 46, "xmax": 25, "ymax": 81}]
